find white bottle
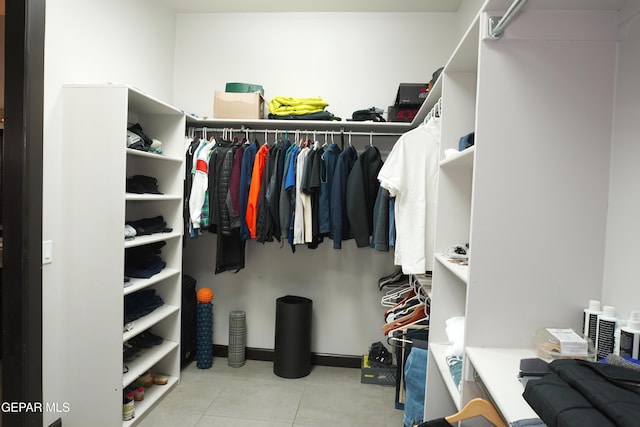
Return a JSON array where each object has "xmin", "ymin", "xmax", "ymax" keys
[
  {"xmin": 583, "ymin": 300, "xmax": 602, "ymax": 346},
  {"xmin": 619, "ymin": 311, "xmax": 640, "ymax": 359},
  {"xmin": 596, "ymin": 305, "xmax": 617, "ymax": 360}
]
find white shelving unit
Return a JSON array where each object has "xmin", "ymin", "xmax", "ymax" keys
[
  {"xmin": 61, "ymin": 84, "xmax": 185, "ymax": 426},
  {"xmin": 425, "ymin": 1, "xmax": 620, "ymax": 425}
]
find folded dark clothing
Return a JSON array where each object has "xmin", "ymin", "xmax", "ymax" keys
[
  {"xmin": 524, "ymin": 371, "xmax": 615, "ymax": 427},
  {"xmin": 524, "ymin": 359, "xmax": 640, "ymax": 427},
  {"xmin": 124, "ymin": 294, "xmax": 165, "ymax": 323},
  {"xmin": 268, "ymin": 111, "xmax": 340, "ymax": 121},
  {"xmin": 124, "ymin": 255, "xmax": 166, "ymax": 278},
  {"xmin": 126, "ymin": 216, "xmax": 172, "ymax": 236},
  {"xmin": 127, "ymin": 123, "xmax": 153, "ymax": 147},
  {"xmin": 124, "ymin": 289, "xmax": 165, "ymax": 323},
  {"xmin": 125, "ymin": 241, "xmax": 166, "ymax": 267},
  {"xmin": 126, "ymin": 174, "xmax": 163, "ymax": 194}
]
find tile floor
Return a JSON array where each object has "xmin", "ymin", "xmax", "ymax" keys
[{"xmin": 138, "ymin": 357, "xmax": 404, "ymax": 427}]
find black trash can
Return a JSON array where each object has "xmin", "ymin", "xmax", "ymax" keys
[{"xmin": 273, "ymin": 295, "xmax": 312, "ymax": 378}]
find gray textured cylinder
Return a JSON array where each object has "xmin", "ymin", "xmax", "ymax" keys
[{"xmin": 228, "ymin": 310, "xmax": 246, "ymax": 367}]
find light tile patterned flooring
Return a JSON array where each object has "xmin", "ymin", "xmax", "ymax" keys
[{"xmin": 138, "ymin": 357, "xmax": 404, "ymax": 427}]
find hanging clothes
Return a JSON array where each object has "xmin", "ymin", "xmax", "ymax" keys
[
  {"xmin": 319, "ymin": 142, "xmax": 341, "ymax": 237},
  {"xmin": 208, "ymin": 139, "xmax": 246, "ymax": 274},
  {"xmin": 245, "ymin": 142, "xmax": 269, "ymax": 239},
  {"xmin": 239, "ymin": 140, "xmax": 259, "ymax": 241},
  {"xmin": 346, "ymin": 144, "xmax": 384, "ymax": 248},
  {"xmin": 188, "ymin": 138, "xmax": 215, "ymax": 232},
  {"xmin": 293, "ymin": 146, "xmax": 312, "ymax": 245},
  {"xmin": 228, "ymin": 143, "xmax": 245, "ymax": 230},
  {"xmin": 370, "ymin": 187, "xmax": 392, "ymax": 251},
  {"xmin": 302, "ymin": 144, "xmax": 325, "ymax": 248},
  {"xmin": 282, "ymin": 144, "xmax": 300, "ymax": 247},
  {"xmin": 184, "ymin": 137, "xmax": 201, "ymax": 242},
  {"xmin": 378, "ymin": 117, "xmax": 441, "ymax": 273},
  {"xmin": 265, "ymin": 138, "xmax": 291, "ymax": 241},
  {"xmin": 330, "ymin": 145, "xmax": 358, "ymax": 249}
]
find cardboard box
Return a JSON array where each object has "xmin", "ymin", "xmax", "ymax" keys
[
  {"xmin": 214, "ymin": 92, "xmax": 265, "ymax": 119},
  {"xmin": 394, "ymin": 83, "xmax": 429, "ymax": 106},
  {"xmin": 360, "ymin": 355, "xmax": 396, "ymax": 385}
]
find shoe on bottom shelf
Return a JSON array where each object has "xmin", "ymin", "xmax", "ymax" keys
[
  {"xmin": 123, "ymin": 391, "xmax": 135, "ymax": 421},
  {"xmin": 153, "ymin": 373, "xmax": 169, "ymax": 385},
  {"xmin": 132, "ymin": 386, "xmax": 144, "ymax": 401}
]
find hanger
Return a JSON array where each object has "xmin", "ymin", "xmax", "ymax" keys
[
  {"xmin": 380, "ymin": 283, "xmax": 413, "ymax": 307},
  {"xmin": 369, "ymin": 131, "xmax": 373, "ymax": 147},
  {"xmin": 383, "ymin": 288, "xmax": 417, "ymax": 317},
  {"xmin": 382, "ymin": 303, "xmax": 428, "ymax": 336},
  {"xmin": 445, "ymin": 398, "xmax": 507, "ymax": 427}
]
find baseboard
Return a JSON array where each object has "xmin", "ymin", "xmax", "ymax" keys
[{"xmin": 212, "ymin": 345, "xmax": 361, "ymax": 369}]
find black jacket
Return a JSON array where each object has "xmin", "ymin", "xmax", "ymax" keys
[{"xmin": 346, "ymin": 145, "xmax": 383, "ymax": 247}]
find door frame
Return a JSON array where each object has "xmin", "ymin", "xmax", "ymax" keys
[{"xmin": 2, "ymin": 0, "xmax": 45, "ymax": 425}]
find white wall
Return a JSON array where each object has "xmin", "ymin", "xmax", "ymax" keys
[
  {"xmin": 173, "ymin": 11, "xmax": 459, "ymax": 356},
  {"xmin": 172, "ymin": 12, "xmax": 459, "ymax": 120},
  {"xmin": 42, "ymin": 0, "xmax": 176, "ymax": 423},
  {"xmin": 603, "ymin": 6, "xmax": 640, "ymax": 321}
]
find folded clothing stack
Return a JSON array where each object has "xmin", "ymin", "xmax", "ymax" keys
[
  {"xmin": 523, "ymin": 357, "xmax": 640, "ymax": 427},
  {"xmin": 125, "ymin": 241, "xmax": 167, "ymax": 279},
  {"xmin": 126, "ymin": 175, "xmax": 163, "ymax": 195},
  {"xmin": 267, "ymin": 96, "xmax": 338, "ymax": 121},
  {"xmin": 127, "ymin": 123, "xmax": 163, "ymax": 154},
  {"xmin": 126, "ymin": 215, "xmax": 173, "ymax": 237},
  {"xmin": 124, "ymin": 289, "xmax": 165, "ymax": 323}
]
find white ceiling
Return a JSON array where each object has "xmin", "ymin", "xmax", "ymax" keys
[{"xmin": 158, "ymin": 0, "xmax": 463, "ymax": 13}]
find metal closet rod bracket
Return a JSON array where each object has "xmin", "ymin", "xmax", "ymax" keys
[{"xmin": 487, "ymin": 0, "xmax": 528, "ymax": 40}]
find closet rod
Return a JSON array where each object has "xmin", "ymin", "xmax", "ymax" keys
[
  {"xmin": 188, "ymin": 127, "xmax": 404, "ymax": 138},
  {"xmin": 487, "ymin": 0, "xmax": 528, "ymax": 39}
]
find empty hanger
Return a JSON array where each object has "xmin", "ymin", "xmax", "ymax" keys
[{"xmin": 445, "ymin": 398, "xmax": 507, "ymax": 427}]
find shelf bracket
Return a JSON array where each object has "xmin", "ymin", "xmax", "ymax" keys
[{"xmin": 487, "ymin": 0, "xmax": 528, "ymax": 40}]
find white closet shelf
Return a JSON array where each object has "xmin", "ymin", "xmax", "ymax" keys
[
  {"xmin": 122, "ymin": 376, "xmax": 178, "ymax": 427},
  {"xmin": 126, "ymin": 148, "xmax": 183, "ymax": 163},
  {"xmin": 439, "ymin": 146, "xmax": 475, "ymax": 168},
  {"xmin": 430, "ymin": 342, "xmax": 461, "ymax": 409},
  {"xmin": 122, "ymin": 340, "xmax": 179, "ymax": 388},
  {"xmin": 465, "ymin": 346, "xmax": 538, "ymax": 423},
  {"xmin": 123, "ymin": 304, "xmax": 180, "ymax": 343},
  {"xmin": 124, "ymin": 231, "xmax": 182, "ymax": 248},
  {"xmin": 445, "ymin": 15, "xmax": 479, "ymax": 73},
  {"xmin": 435, "ymin": 254, "xmax": 469, "ymax": 284},
  {"xmin": 124, "ymin": 268, "xmax": 181, "ymax": 296},
  {"xmin": 65, "ymin": 83, "xmax": 184, "ymax": 116},
  {"xmin": 125, "ymin": 194, "xmax": 182, "ymax": 202}
]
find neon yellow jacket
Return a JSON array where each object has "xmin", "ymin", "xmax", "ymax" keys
[{"xmin": 268, "ymin": 96, "xmax": 329, "ymax": 116}]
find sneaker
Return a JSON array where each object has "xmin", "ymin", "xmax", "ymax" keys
[
  {"xmin": 368, "ymin": 341, "xmax": 393, "ymax": 367},
  {"xmin": 133, "ymin": 386, "xmax": 144, "ymax": 401},
  {"xmin": 123, "ymin": 391, "xmax": 135, "ymax": 421},
  {"xmin": 153, "ymin": 373, "xmax": 169, "ymax": 385}
]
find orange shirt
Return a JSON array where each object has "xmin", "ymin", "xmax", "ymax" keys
[{"xmin": 245, "ymin": 144, "xmax": 270, "ymax": 238}]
